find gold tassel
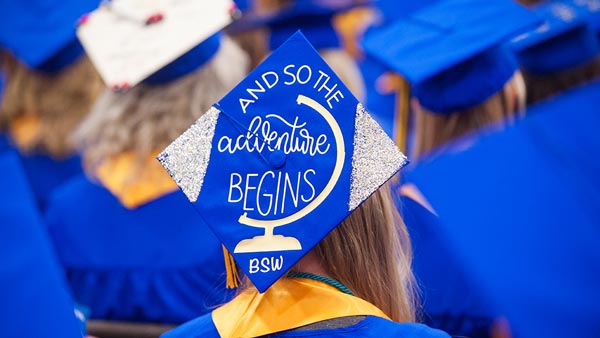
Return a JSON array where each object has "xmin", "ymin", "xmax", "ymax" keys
[
  {"xmin": 223, "ymin": 245, "xmax": 240, "ymax": 289},
  {"xmin": 391, "ymin": 75, "xmax": 411, "ymax": 187},
  {"xmin": 394, "ymin": 75, "xmax": 411, "ymax": 153}
]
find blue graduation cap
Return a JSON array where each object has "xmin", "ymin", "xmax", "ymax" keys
[
  {"xmin": 371, "ymin": 0, "xmax": 439, "ymax": 25},
  {"xmin": 405, "ymin": 79, "xmax": 600, "ymax": 338},
  {"xmin": 0, "ymin": 0, "xmax": 99, "ymax": 72},
  {"xmin": 76, "ymin": 0, "xmax": 235, "ymax": 89},
  {"xmin": 143, "ymin": 33, "xmax": 222, "ymax": 85},
  {"xmin": 510, "ymin": 0, "xmax": 600, "ymax": 74},
  {"xmin": 362, "ymin": 0, "xmax": 540, "ymax": 114},
  {"xmin": 228, "ymin": 0, "xmax": 371, "ymax": 50},
  {"xmin": 158, "ymin": 31, "xmax": 407, "ymax": 293}
]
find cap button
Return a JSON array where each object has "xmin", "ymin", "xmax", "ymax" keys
[{"xmin": 268, "ymin": 150, "xmax": 286, "ymax": 169}]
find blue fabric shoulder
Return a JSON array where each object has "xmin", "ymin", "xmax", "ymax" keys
[
  {"xmin": 398, "ymin": 196, "xmax": 498, "ymax": 338},
  {"xmin": 0, "ymin": 132, "xmax": 11, "ymax": 153},
  {"xmin": 18, "ymin": 152, "xmax": 82, "ymax": 210},
  {"xmin": 0, "ymin": 150, "xmax": 83, "ymax": 338},
  {"xmin": 45, "ymin": 174, "xmax": 233, "ymax": 324},
  {"xmin": 161, "ymin": 315, "xmax": 450, "ymax": 338},
  {"xmin": 160, "ymin": 313, "xmax": 220, "ymax": 338}
]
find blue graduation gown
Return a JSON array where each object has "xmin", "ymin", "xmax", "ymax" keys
[
  {"xmin": 162, "ymin": 314, "xmax": 451, "ymax": 338},
  {"xmin": 0, "ymin": 133, "xmax": 11, "ymax": 153},
  {"xmin": 18, "ymin": 152, "xmax": 82, "ymax": 211},
  {"xmin": 46, "ymin": 174, "xmax": 234, "ymax": 324},
  {"xmin": 0, "ymin": 150, "xmax": 83, "ymax": 338},
  {"xmin": 398, "ymin": 196, "xmax": 498, "ymax": 338},
  {"xmin": 405, "ymin": 79, "xmax": 600, "ymax": 338}
]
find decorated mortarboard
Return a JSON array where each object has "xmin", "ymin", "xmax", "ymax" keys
[
  {"xmin": 76, "ymin": 0, "xmax": 238, "ymax": 89},
  {"xmin": 158, "ymin": 31, "xmax": 407, "ymax": 293},
  {"xmin": 510, "ymin": 0, "xmax": 600, "ymax": 74},
  {"xmin": 0, "ymin": 0, "xmax": 99, "ymax": 72},
  {"xmin": 406, "ymin": 79, "xmax": 600, "ymax": 338},
  {"xmin": 361, "ymin": 0, "xmax": 540, "ymax": 114}
]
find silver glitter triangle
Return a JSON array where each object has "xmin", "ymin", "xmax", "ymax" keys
[
  {"xmin": 157, "ymin": 106, "xmax": 221, "ymax": 203},
  {"xmin": 348, "ymin": 104, "xmax": 408, "ymax": 211}
]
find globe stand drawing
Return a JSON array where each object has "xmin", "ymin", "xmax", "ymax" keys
[
  {"xmin": 233, "ymin": 94, "xmax": 344, "ymax": 254},
  {"xmin": 234, "ymin": 218, "xmax": 302, "ymax": 253}
]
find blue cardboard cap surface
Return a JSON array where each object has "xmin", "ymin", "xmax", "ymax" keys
[
  {"xmin": 228, "ymin": 0, "xmax": 368, "ymax": 50},
  {"xmin": 0, "ymin": 0, "xmax": 99, "ymax": 70},
  {"xmin": 371, "ymin": 0, "xmax": 439, "ymax": 25},
  {"xmin": 406, "ymin": 79, "xmax": 600, "ymax": 338},
  {"xmin": 362, "ymin": 0, "xmax": 540, "ymax": 113},
  {"xmin": 511, "ymin": 0, "xmax": 600, "ymax": 74},
  {"xmin": 159, "ymin": 31, "xmax": 407, "ymax": 292}
]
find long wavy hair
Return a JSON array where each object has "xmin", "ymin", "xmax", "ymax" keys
[
  {"xmin": 73, "ymin": 36, "xmax": 249, "ymax": 172},
  {"xmin": 321, "ymin": 49, "xmax": 366, "ymax": 101},
  {"xmin": 0, "ymin": 54, "xmax": 103, "ymax": 158},
  {"xmin": 313, "ymin": 183, "xmax": 417, "ymax": 322},
  {"xmin": 413, "ymin": 71, "xmax": 526, "ymax": 158},
  {"xmin": 238, "ymin": 184, "xmax": 417, "ymax": 323}
]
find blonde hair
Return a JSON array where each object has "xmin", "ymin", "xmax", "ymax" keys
[
  {"xmin": 0, "ymin": 54, "xmax": 103, "ymax": 158},
  {"xmin": 73, "ymin": 37, "xmax": 249, "ymax": 172},
  {"xmin": 321, "ymin": 49, "xmax": 366, "ymax": 101},
  {"xmin": 413, "ymin": 71, "xmax": 526, "ymax": 158},
  {"xmin": 313, "ymin": 184, "xmax": 416, "ymax": 322}
]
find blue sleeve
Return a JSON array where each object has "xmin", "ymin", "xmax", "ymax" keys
[
  {"xmin": 161, "ymin": 313, "xmax": 220, "ymax": 338},
  {"xmin": 0, "ymin": 151, "xmax": 83, "ymax": 338}
]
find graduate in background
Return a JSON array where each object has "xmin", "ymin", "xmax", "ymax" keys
[
  {"xmin": 405, "ymin": 78, "xmax": 600, "ymax": 338},
  {"xmin": 228, "ymin": 0, "xmax": 368, "ymax": 100},
  {"xmin": 340, "ymin": 0, "xmax": 438, "ymax": 153},
  {"xmin": 158, "ymin": 31, "xmax": 449, "ymax": 338},
  {"xmin": 46, "ymin": 1, "xmax": 249, "ymax": 324},
  {"xmin": 362, "ymin": 1, "xmax": 540, "ymax": 337},
  {"xmin": 511, "ymin": 0, "xmax": 600, "ymax": 105},
  {"xmin": 0, "ymin": 0, "xmax": 103, "ymax": 210},
  {"xmin": 363, "ymin": 0, "xmax": 536, "ymax": 160}
]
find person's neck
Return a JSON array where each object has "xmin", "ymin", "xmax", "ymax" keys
[{"xmin": 292, "ymin": 251, "xmax": 330, "ymax": 277}]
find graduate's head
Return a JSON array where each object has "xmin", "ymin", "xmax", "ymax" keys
[
  {"xmin": 228, "ymin": 0, "xmax": 368, "ymax": 98},
  {"xmin": 412, "ymin": 70, "xmax": 526, "ymax": 157},
  {"xmin": 74, "ymin": 35, "xmax": 249, "ymax": 171},
  {"xmin": 510, "ymin": 0, "xmax": 600, "ymax": 104},
  {"xmin": 311, "ymin": 183, "xmax": 416, "ymax": 322},
  {"xmin": 72, "ymin": 1, "xmax": 249, "ymax": 170},
  {"xmin": 158, "ymin": 31, "xmax": 412, "ymax": 321},
  {"xmin": 0, "ymin": 0, "xmax": 103, "ymax": 157},
  {"xmin": 362, "ymin": 0, "xmax": 539, "ymax": 158}
]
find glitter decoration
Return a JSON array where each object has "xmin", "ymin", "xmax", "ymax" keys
[
  {"xmin": 348, "ymin": 103, "xmax": 408, "ymax": 211},
  {"xmin": 157, "ymin": 106, "xmax": 221, "ymax": 203}
]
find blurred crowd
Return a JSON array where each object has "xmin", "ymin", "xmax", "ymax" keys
[{"xmin": 0, "ymin": 0, "xmax": 599, "ymax": 337}]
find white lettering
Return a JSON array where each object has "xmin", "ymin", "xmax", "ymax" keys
[{"xmin": 249, "ymin": 258, "xmax": 260, "ymax": 273}]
